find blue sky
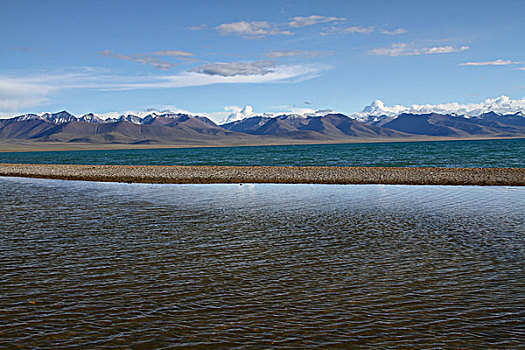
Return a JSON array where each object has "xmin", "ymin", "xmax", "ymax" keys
[{"xmin": 1, "ymin": 0, "xmax": 524, "ymax": 122}]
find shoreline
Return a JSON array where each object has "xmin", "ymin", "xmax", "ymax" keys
[
  {"xmin": 0, "ymin": 136, "xmax": 523, "ymax": 153},
  {"xmin": 1, "ymin": 164, "xmax": 524, "ymax": 186}
]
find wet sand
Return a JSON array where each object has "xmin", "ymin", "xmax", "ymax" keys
[{"xmin": 0, "ymin": 163, "xmax": 523, "ymax": 186}]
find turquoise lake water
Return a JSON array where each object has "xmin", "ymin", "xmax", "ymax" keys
[{"xmin": 1, "ymin": 138, "xmax": 523, "ymax": 167}]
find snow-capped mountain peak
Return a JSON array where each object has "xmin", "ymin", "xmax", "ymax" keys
[
  {"xmin": 79, "ymin": 113, "xmax": 105, "ymax": 123},
  {"xmin": 39, "ymin": 111, "xmax": 77, "ymax": 124},
  {"xmin": 4, "ymin": 96, "xmax": 524, "ymax": 126}
]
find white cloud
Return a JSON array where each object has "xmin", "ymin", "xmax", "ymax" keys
[
  {"xmin": 0, "ymin": 61, "xmax": 326, "ymax": 117},
  {"xmin": 351, "ymin": 95, "xmax": 525, "ymax": 119},
  {"xmin": 288, "ymin": 107, "xmax": 316, "ymax": 115},
  {"xmin": 381, "ymin": 28, "xmax": 408, "ymax": 35},
  {"xmin": 369, "ymin": 43, "xmax": 469, "ymax": 56},
  {"xmin": 99, "ymin": 50, "xmax": 195, "ymax": 69},
  {"xmin": 321, "ymin": 26, "xmax": 374, "ymax": 35},
  {"xmin": 287, "ymin": 15, "xmax": 346, "ymax": 28},
  {"xmin": 221, "ymin": 105, "xmax": 255, "ymax": 124},
  {"xmin": 0, "ymin": 79, "xmax": 56, "ymax": 116},
  {"xmin": 264, "ymin": 50, "xmax": 332, "ymax": 58},
  {"xmin": 99, "ymin": 50, "xmax": 178, "ymax": 70},
  {"xmin": 151, "ymin": 50, "xmax": 194, "ymax": 57},
  {"xmin": 191, "ymin": 61, "xmax": 275, "ymax": 77},
  {"xmin": 343, "ymin": 26, "xmax": 374, "ymax": 34},
  {"xmin": 113, "ymin": 64, "xmax": 326, "ymax": 89},
  {"xmin": 0, "ymin": 63, "xmax": 325, "ymax": 93},
  {"xmin": 140, "ymin": 106, "xmax": 193, "ymax": 115},
  {"xmin": 215, "ymin": 21, "xmax": 292, "ymax": 38},
  {"xmin": 519, "ymin": 67, "xmax": 525, "ymax": 71},
  {"xmin": 188, "ymin": 24, "xmax": 206, "ymax": 31},
  {"xmin": 218, "ymin": 105, "xmax": 337, "ymax": 124},
  {"xmin": 322, "ymin": 26, "xmax": 407, "ymax": 36},
  {"xmin": 353, "ymin": 100, "xmax": 407, "ymax": 118},
  {"xmin": 214, "ymin": 15, "xmax": 345, "ymax": 38},
  {"xmin": 460, "ymin": 59, "xmax": 523, "ymax": 66}
]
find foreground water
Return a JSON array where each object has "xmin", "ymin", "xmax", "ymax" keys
[
  {"xmin": 1, "ymin": 138, "xmax": 524, "ymax": 168},
  {"xmin": 1, "ymin": 177, "xmax": 523, "ymax": 348}
]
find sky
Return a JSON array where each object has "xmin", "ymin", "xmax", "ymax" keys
[{"xmin": 1, "ymin": 0, "xmax": 524, "ymax": 122}]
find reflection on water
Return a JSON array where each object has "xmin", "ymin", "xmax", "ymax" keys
[{"xmin": 0, "ymin": 177, "xmax": 524, "ymax": 348}]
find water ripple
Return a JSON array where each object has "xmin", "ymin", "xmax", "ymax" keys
[
  {"xmin": 0, "ymin": 138, "xmax": 523, "ymax": 168},
  {"xmin": 0, "ymin": 177, "xmax": 524, "ymax": 348}
]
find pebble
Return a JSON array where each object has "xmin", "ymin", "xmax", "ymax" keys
[{"xmin": 0, "ymin": 164, "xmax": 523, "ymax": 186}]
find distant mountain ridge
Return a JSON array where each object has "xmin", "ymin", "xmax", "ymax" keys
[
  {"xmin": 221, "ymin": 111, "xmax": 525, "ymax": 139},
  {"xmin": 1, "ymin": 109, "xmax": 524, "ymax": 145},
  {"xmin": 8, "ymin": 110, "xmax": 215, "ymax": 125},
  {"xmin": 0, "ymin": 111, "xmax": 242, "ymax": 144}
]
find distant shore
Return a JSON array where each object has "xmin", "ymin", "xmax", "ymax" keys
[
  {"xmin": 0, "ymin": 164, "xmax": 523, "ymax": 186},
  {"xmin": 0, "ymin": 135, "xmax": 524, "ymax": 153}
]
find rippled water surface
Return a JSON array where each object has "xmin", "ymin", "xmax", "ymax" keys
[
  {"xmin": 1, "ymin": 177, "xmax": 524, "ymax": 348},
  {"xmin": 1, "ymin": 138, "xmax": 524, "ymax": 167}
]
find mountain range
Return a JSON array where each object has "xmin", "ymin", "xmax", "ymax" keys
[{"xmin": 1, "ymin": 110, "xmax": 524, "ymax": 146}]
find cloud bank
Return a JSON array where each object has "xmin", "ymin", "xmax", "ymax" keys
[
  {"xmin": 0, "ymin": 63, "xmax": 325, "ymax": 115},
  {"xmin": 99, "ymin": 50, "xmax": 195, "ymax": 70},
  {"xmin": 99, "ymin": 50, "xmax": 180, "ymax": 70},
  {"xmin": 321, "ymin": 26, "xmax": 407, "ymax": 36},
  {"xmin": 321, "ymin": 26, "xmax": 375, "ymax": 35},
  {"xmin": 221, "ymin": 105, "xmax": 255, "ymax": 124},
  {"xmin": 369, "ymin": 43, "xmax": 469, "ymax": 56},
  {"xmin": 381, "ymin": 28, "xmax": 408, "ymax": 35},
  {"xmin": 264, "ymin": 50, "xmax": 332, "ymax": 58},
  {"xmin": 460, "ymin": 59, "xmax": 523, "ymax": 66},
  {"xmin": 0, "ymin": 79, "xmax": 54, "ymax": 116},
  {"xmin": 351, "ymin": 96, "xmax": 525, "ymax": 119},
  {"xmin": 191, "ymin": 61, "xmax": 275, "ymax": 77},
  {"xmin": 287, "ymin": 15, "xmax": 345, "ymax": 28},
  {"xmin": 214, "ymin": 15, "xmax": 346, "ymax": 38},
  {"xmin": 215, "ymin": 21, "xmax": 292, "ymax": 38},
  {"xmin": 211, "ymin": 15, "xmax": 408, "ymax": 38},
  {"xmin": 188, "ymin": 24, "xmax": 206, "ymax": 31},
  {"xmin": 151, "ymin": 50, "xmax": 194, "ymax": 57}
]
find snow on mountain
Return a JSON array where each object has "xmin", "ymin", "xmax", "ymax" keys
[
  {"xmin": 12, "ymin": 111, "xmax": 78, "ymax": 124},
  {"xmin": 12, "ymin": 113, "xmax": 42, "ymax": 122},
  {"xmin": 39, "ymin": 111, "xmax": 77, "ymax": 124},
  {"xmin": 4, "ymin": 96, "xmax": 525, "ymax": 126},
  {"xmin": 220, "ymin": 106, "xmax": 338, "ymax": 124},
  {"xmin": 114, "ymin": 114, "xmax": 142, "ymax": 124},
  {"xmin": 78, "ymin": 113, "xmax": 105, "ymax": 123},
  {"xmin": 304, "ymin": 109, "xmax": 337, "ymax": 117}
]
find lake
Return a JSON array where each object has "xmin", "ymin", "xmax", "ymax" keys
[
  {"xmin": 0, "ymin": 138, "xmax": 523, "ymax": 168},
  {"xmin": 1, "ymin": 177, "xmax": 523, "ymax": 348}
]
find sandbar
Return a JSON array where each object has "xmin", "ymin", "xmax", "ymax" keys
[{"xmin": 0, "ymin": 163, "xmax": 523, "ymax": 186}]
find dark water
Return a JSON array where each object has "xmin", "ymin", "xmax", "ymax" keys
[
  {"xmin": 1, "ymin": 177, "xmax": 524, "ymax": 348},
  {"xmin": 1, "ymin": 138, "xmax": 524, "ymax": 167}
]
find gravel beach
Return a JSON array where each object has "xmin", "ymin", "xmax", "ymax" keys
[{"xmin": 0, "ymin": 163, "xmax": 524, "ymax": 186}]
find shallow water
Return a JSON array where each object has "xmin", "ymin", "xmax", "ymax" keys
[
  {"xmin": 0, "ymin": 177, "xmax": 524, "ymax": 348},
  {"xmin": 1, "ymin": 138, "xmax": 524, "ymax": 168}
]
